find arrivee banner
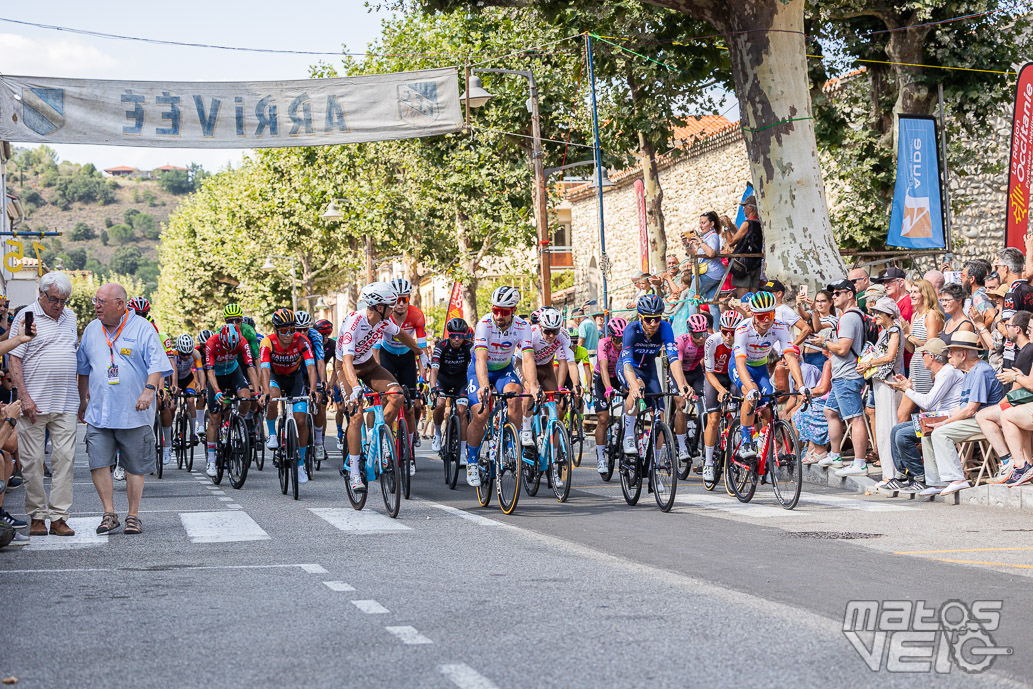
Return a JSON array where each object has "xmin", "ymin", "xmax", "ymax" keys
[
  {"xmin": 887, "ymin": 115, "xmax": 945, "ymax": 249},
  {"xmin": 0, "ymin": 68, "xmax": 462, "ymax": 148},
  {"xmin": 1006, "ymin": 62, "xmax": 1033, "ymax": 249}
]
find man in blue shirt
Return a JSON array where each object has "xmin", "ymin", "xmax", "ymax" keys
[
  {"xmin": 77, "ymin": 283, "xmax": 172, "ymax": 536},
  {"xmin": 927, "ymin": 330, "xmax": 1004, "ymax": 497}
]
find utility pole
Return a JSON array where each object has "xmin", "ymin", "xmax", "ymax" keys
[
  {"xmin": 528, "ymin": 78, "xmax": 551, "ymax": 307},
  {"xmin": 365, "ymin": 235, "xmax": 374, "ymax": 283}
]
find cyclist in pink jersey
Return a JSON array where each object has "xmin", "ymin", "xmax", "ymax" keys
[
  {"xmin": 671, "ymin": 314, "xmax": 708, "ymax": 464},
  {"xmin": 592, "ymin": 318, "xmax": 626, "ymax": 473}
]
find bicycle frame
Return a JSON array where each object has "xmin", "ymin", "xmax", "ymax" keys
[{"xmin": 529, "ymin": 390, "xmax": 570, "ymax": 472}]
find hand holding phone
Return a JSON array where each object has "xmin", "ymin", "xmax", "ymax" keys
[{"xmin": 22, "ymin": 311, "xmax": 34, "ymax": 338}]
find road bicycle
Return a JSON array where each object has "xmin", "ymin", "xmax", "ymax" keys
[
  {"xmin": 563, "ymin": 392, "xmax": 585, "ymax": 468},
  {"xmin": 523, "ymin": 389, "xmax": 573, "ymax": 503},
  {"xmin": 153, "ymin": 400, "xmax": 166, "ymax": 479},
  {"xmin": 211, "ymin": 395, "xmax": 251, "ymax": 490},
  {"xmin": 250, "ymin": 401, "xmax": 266, "ymax": 472},
  {"xmin": 723, "ymin": 390, "xmax": 807, "ymax": 509},
  {"xmin": 599, "ymin": 391, "xmax": 624, "ymax": 483},
  {"xmin": 473, "ymin": 389, "xmax": 528, "ymax": 515},
  {"xmin": 269, "ymin": 395, "xmax": 311, "ymax": 500},
  {"xmin": 669, "ymin": 394, "xmax": 705, "ymax": 481},
  {"xmin": 618, "ymin": 391, "xmax": 679, "ymax": 512},
  {"xmin": 171, "ymin": 391, "xmax": 198, "ymax": 473},
  {"xmin": 342, "ymin": 390, "xmax": 403, "ymax": 518},
  {"xmin": 702, "ymin": 393, "xmax": 740, "ymax": 493},
  {"xmin": 435, "ymin": 391, "xmax": 467, "ymax": 490},
  {"xmin": 397, "ymin": 388, "xmax": 414, "ymax": 501}
]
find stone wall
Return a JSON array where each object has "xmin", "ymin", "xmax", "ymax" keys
[{"xmin": 949, "ymin": 115, "xmax": 1009, "ymax": 263}]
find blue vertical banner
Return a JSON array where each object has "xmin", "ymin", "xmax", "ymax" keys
[
  {"xmin": 734, "ymin": 183, "xmax": 754, "ymax": 228},
  {"xmin": 888, "ymin": 115, "xmax": 945, "ymax": 249}
]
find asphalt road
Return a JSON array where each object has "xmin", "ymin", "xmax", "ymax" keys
[{"xmin": 1, "ymin": 428, "xmax": 1031, "ymax": 689}]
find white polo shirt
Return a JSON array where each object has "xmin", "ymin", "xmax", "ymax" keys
[{"xmin": 10, "ymin": 300, "xmax": 80, "ymax": 415}]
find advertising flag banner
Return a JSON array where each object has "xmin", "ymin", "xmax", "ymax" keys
[
  {"xmin": 443, "ymin": 281, "xmax": 464, "ymax": 336},
  {"xmin": 734, "ymin": 183, "xmax": 754, "ymax": 228},
  {"xmin": 634, "ymin": 179, "xmax": 649, "ymax": 273},
  {"xmin": 0, "ymin": 68, "xmax": 462, "ymax": 148},
  {"xmin": 888, "ymin": 115, "xmax": 945, "ymax": 249},
  {"xmin": 1006, "ymin": 62, "xmax": 1033, "ymax": 249}
]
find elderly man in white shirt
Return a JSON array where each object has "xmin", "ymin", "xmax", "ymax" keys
[{"xmin": 9, "ymin": 271, "xmax": 80, "ymax": 537}]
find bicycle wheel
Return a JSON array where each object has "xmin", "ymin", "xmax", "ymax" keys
[
  {"xmin": 602, "ymin": 417, "xmax": 619, "ymax": 482},
  {"xmin": 568, "ymin": 407, "xmax": 584, "ymax": 468},
  {"xmin": 769, "ymin": 419, "xmax": 803, "ymax": 509},
  {"xmin": 378, "ymin": 425, "xmax": 401, "ymax": 518},
  {"xmin": 444, "ymin": 412, "xmax": 460, "ymax": 490},
  {"xmin": 522, "ymin": 445, "xmax": 540, "ymax": 497},
  {"xmin": 475, "ymin": 429, "xmax": 495, "ymax": 509},
  {"xmin": 304, "ymin": 414, "xmax": 314, "ymax": 481},
  {"xmin": 278, "ymin": 420, "xmax": 290, "ymax": 495},
  {"xmin": 343, "ymin": 447, "xmax": 368, "ymax": 511},
  {"xmin": 185, "ymin": 419, "xmax": 195, "ymax": 473},
  {"xmin": 496, "ymin": 423, "xmax": 521, "ymax": 515},
  {"xmin": 397, "ymin": 414, "xmax": 412, "ymax": 500},
  {"xmin": 724, "ymin": 419, "xmax": 757, "ymax": 503},
  {"xmin": 227, "ymin": 415, "xmax": 250, "ymax": 490},
  {"xmin": 549, "ymin": 422, "xmax": 572, "ymax": 503},
  {"xmin": 254, "ymin": 423, "xmax": 265, "ymax": 471},
  {"xmin": 153, "ymin": 414, "xmax": 164, "ymax": 479},
  {"xmin": 677, "ymin": 412, "xmax": 700, "ymax": 480},
  {"xmin": 650, "ymin": 421, "xmax": 678, "ymax": 512},
  {"xmin": 286, "ymin": 417, "xmax": 300, "ymax": 500},
  {"xmin": 619, "ymin": 422, "xmax": 643, "ymax": 506}
]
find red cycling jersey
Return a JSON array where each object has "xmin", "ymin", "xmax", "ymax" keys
[
  {"xmin": 204, "ymin": 333, "xmax": 254, "ymax": 375},
  {"xmin": 380, "ymin": 304, "xmax": 427, "ymax": 356},
  {"xmin": 703, "ymin": 333, "xmax": 733, "ymax": 375},
  {"xmin": 259, "ymin": 334, "xmax": 314, "ymax": 376}
]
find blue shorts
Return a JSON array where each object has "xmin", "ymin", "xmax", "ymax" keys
[
  {"xmin": 466, "ymin": 361, "xmax": 522, "ymax": 407},
  {"xmin": 827, "ymin": 377, "xmax": 865, "ymax": 421},
  {"xmin": 617, "ymin": 365, "xmax": 664, "ymax": 409},
  {"xmin": 730, "ymin": 362, "xmax": 774, "ymax": 397}
]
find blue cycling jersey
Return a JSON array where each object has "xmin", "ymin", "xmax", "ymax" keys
[
  {"xmin": 618, "ymin": 320, "xmax": 679, "ymax": 373},
  {"xmin": 300, "ymin": 328, "xmax": 324, "ymax": 363}
]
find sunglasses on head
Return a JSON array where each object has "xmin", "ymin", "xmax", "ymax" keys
[{"xmin": 641, "ymin": 316, "xmax": 662, "ymax": 325}]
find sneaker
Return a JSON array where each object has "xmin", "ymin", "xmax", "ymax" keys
[
  {"xmin": 350, "ymin": 474, "xmax": 366, "ymax": 492},
  {"xmin": 43, "ymin": 465, "xmax": 52, "ymax": 478},
  {"xmin": 830, "ymin": 457, "xmax": 845, "ymax": 468},
  {"xmin": 298, "ymin": 463, "xmax": 308, "ymax": 484},
  {"xmin": 6, "ymin": 474, "xmax": 23, "ymax": 489},
  {"xmin": 266, "ymin": 436, "xmax": 279, "ymax": 450},
  {"xmin": 622, "ymin": 436, "xmax": 638, "ymax": 455},
  {"xmin": 878, "ymin": 478, "xmax": 903, "ymax": 493},
  {"xmin": 466, "ymin": 463, "xmax": 481, "ymax": 487},
  {"xmin": 835, "ymin": 463, "xmax": 868, "ymax": 477},
  {"xmin": 431, "ymin": 436, "xmax": 441, "ymax": 453},
  {"xmin": 1006, "ymin": 464, "xmax": 1033, "ymax": 487},
  {"xmin": 816, "ymin": 454, "xmax": 837, "ymax": 467},
  {"xmin": 8, "ymin": 531, "xmax": 29, "ymax": 546},
  {"xmin": 520, "ymin": 430, "xmax": 534, "ymax": 447},
  {"xmin": 940, "ymin": 480, "xmax": 970, "ymax": 495},
  {"xmin": 988, "ymin": 464, "xmax": 1014, "ymax": 484},
  {"xmin": 1, "ymin": 510, "xmax": 27, "ymax": 528},
  {"xmin": 919, "ymin": 485, "xmax": 945, "ymax": 496},
  {"xmin": 703, "ymin": 465, "xmax": 715, "ymax": 482},
  {"xmin": 205, "ymin": 462, "xmax": 217, "ymax": 478},
  {"xmin": 113, "ymin": 465, "xmax": 126, "ymax": 481},
  {"xmin": 899, "ymin": 478, "xmax": 926, "ymax": 494}
]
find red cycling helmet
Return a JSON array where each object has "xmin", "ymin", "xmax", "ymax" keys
[{"xmin": 314, "ymin": 319, "xmax": 334, "ymax": 338}]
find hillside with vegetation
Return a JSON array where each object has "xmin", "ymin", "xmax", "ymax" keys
[{"xmin": 7, "ymin": 146, "xmax": 208, "ymax": 297}]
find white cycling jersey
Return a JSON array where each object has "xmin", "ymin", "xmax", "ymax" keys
[
  {"xmin": 514, "ymin": 325, "xmax": 574, "ymax": 366},
  {"xmin": 703, "ymin": 332, "xmax": 734, "ymax": 375},
  {"xmin": 473, "ymin": 313, "xmax": 533, "ymax": 371},
  {"xmin": 732, "ymin": 318, "xmax": 792, "ymax": 367},
  {"xmin": 336, "ymin": 311, "xmax": 400, "ymax": 366}
]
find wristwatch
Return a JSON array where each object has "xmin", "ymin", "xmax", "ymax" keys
[
  {"xmin": 145, "ymin": 383, "xmax": 157, "ymax": 391},
  {"xmin": 6, "ymin": 417, "xmax": 15, "ymax": 427}
]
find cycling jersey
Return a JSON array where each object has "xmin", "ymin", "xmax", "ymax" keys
[
  {"xmin": 618, "ymin": 320, "xmax": 679, "ymax": 373},
  {"xmin": 158, "ymin": 331, "xmax": 175, "ymax": 357},
  {"xmin": 259, "ymin": 334, "xmax": 315, "ymax": 376},
  {"xmin": 297, "ymin": 327, "xmax": 324, "ymax": 363},
  {"xmin": 431, "ymin": 339, "xmax": 473, "ymax": 379},
  {"xmin": 703, "ymin": 333, "xmax": 733, "ymax": 375},
  {"xmin": 323, "ymin": 337, "xmax": 336, "ymax": 365},
  {"xmin": 594, "ymin": 336, "xmax": 621, "ymax": 377},
  {"xmin": 336, "ymin": 311, "xmax": 400, "ymax": 366},
  {"xmin": 236, "ymin": 322, "xmax": 260, "ymax": 361},
  {"xmin": 473, "ymin": 313, "xmax": 533, "ymax": 372},
  {"xmin": 674, "ymin": 334, "xmax": 705, "ymax": 371},
  {"xmin": 204, "ymin": 333, "xmax": 254, "ymax": 376},
  {"xmin": 732, "ymin": 318, "xmax": 792, "ymax": 367},
  {"xmin": 572, "ymin": 344, "xmax": 590, "ymax": 365},
  {"xmin": 518, "ymin": 325, "xmax": 574, "ymax": 366},
  {"xmin": 380, "ymin": 305, "xmax": 427, "ymax": 356},
  {"xmin": 173, "ymin": 351, "xmax": 202, "ymax": 380}
]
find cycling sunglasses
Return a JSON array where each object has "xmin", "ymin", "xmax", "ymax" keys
[
  {"xmin": 641, "ymin": 316, "xmax": 662, "ymax": 325},
  {"xmin": 226, "ymin": 317, "xmax": 243, "ymax": 325},
  {"xmin": 395, "ymin": 295, "xmax": 410, "ymax": 304},
  {"xmin": 753, "ymin": 311, "xmax": 775, "ymax": 322},
  {"xmin": 543, "ymin": 328, "xmax": 559, "ymax": 336},
  {"xmin": 492, "ymin": 306, "xmax": 514, "ymax": 317},
  {"xmin": 276, "ymin": 326, "xmax": 293, "ymax": 335},
  {"xmin": 721, "ymin": 328, "xmax": 735, "ymax": 336}
]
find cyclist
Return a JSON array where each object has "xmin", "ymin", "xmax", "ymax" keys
[
  {"xmin": 314, "ymin": 318, "xmax": 336, "ymax": 460},
  {"xmin": 194, "ymin": 329, "xmax": 214, "ymax": 437},
  {"xmin": 203, "ymin": 324, "xmax": 261, "ymax": 477},
  {"xmin": 592, "ymin": 317, "xmax": 627, "ymax": 473},
  {"xmin": 377, "ymin": 278, "xmax": 430, "ymax": 473},
  {"xmin": 731, "ymin": 291, "xmax": 809, "ymax": 460},
  {"xmin": 515, "ymin": 307, "xmax": 573, "ymax": 395},
  {"xmin": 701, "ymin": 310, "xmax": 742, "ymax": 481},
  {"xmin": 618, "ymin": 294, "xmax": 694, "ymax": 455},
  {"xmin": 243, "ymin": 315, "xmax": 262, "ymax": 342},
  {"xmin": 671, "ymin": 313, "xmax": 708, "ymax": 465},
  {"xmin": 464, "ymin": 286, "xmax": 538, "ymax": 487},
  {"xmin": 128, "ymin": 296, "xmax": 158, "ymax": 332},
  {"xmin": 151, "ymin": 328, "xmax": 177, "ymax": 467},
  {"xmin": 336, "ymin": 282, "xmax": 424, "ymax": 493},
  {"xmin": 260, "ymin": 309, "xmax": 318, "ymax": 483},
  {"xmin": 225, "ymin": 304, "xmax": 262, "ymax": 442},
  {"xmin": 429, "ymin": 317, "xmax": 473, "ymax": 456},
  {"xmin": 170, "ymin": 334, "xmax": 204, "ymax": 445}
]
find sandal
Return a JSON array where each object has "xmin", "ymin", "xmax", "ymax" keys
[
  {"xmin": 96, "ymin": 512, "xmax": 120, "ymax": 534},
  {"xmin": 124, "ymin": 515, "xmax": 142, "ymax": 536}
]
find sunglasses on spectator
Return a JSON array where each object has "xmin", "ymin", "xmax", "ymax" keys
[
  {"xmin": 832, "ymin": 290, "xmax": 851, "ymax": 296},
  {"xmin": 491, "ymin": 307, "xmax": 514, "ymax": 318},
  {"xmin": 850, "ymin": 277, "xmax": 866, "ymax": 283}
]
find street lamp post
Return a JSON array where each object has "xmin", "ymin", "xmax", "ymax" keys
[{"xmin": 262, "ymin": 254, "xmax": 297, "ymax": 311}]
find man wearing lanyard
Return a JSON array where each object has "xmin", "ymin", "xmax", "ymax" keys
[{"xmin": 77, "ymin": 283, "xmax": 172, "ymax": 536}]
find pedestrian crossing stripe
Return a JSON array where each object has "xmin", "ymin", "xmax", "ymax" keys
[
  {"xmin": 179, "ymin": 511, "xmax": 271, "ymax": 543},
  {"xmin": 309, "ymin": 507, "xmax": 412, "ymax": 533}
]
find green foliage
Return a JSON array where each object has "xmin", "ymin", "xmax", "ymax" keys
[
  {"xmin": 104, "ymin": 217, "xmax": 114, "ymax": 228},
  {"xmin": 71, "ymin": 221, "xmax": 96, "ymax": 241},
  {"xmin": 67, "ymin": 271, "xmax": 146, "ymax": 336},
  {"xmin": 64, "ymin": 248, "xmax": 87, "ymax": 270},
  {"xmin": 21, "ymin": 189, "xmax": 44, "ymax": 211},
  {"xmin": 111, "ymin": 246, "xmax": 143, "ymax": 274},
  {"xmin": 157, "ymin": 165, "xmax": 208, "ymax": 196},
  {"xmin": 108, "ymin": 224, "xmax": 135, "ymax": 245},
  {"xmin": 99, "ymin": 229, "xmax": 109, "ymax": 246},
  {"xmin": 50, "ymin": 167, "xmax": 115, "ymax": 209},
  {"xmin": 124, "ymin": 208, "xmax": 140, "ymax": 226}
]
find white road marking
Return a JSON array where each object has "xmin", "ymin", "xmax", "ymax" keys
[
  {"xmin": 674, "ymin": 492, "xmax": 804, "ymax": 518},
  {"xmin": 439, "ymin": 664, "xmax": 499, "ymax": 689},
  {"xmin": 323, "ymin": 581, "xmax": 355, "ymax": 592},
  {"xmin": 351, "ymin": 599, "xmax": 390, "ymax": 614},
  {"xmin": 1, "ymin": 563, "xmax": 323, "ymax": 575},
  {"xmin": 428, "ymin": 503, "xmax": 509, "ymax": 527},
  {"xmin": 225, "ymin": 504, "xmax": 244, "ymax": 510},
  {"xmin": 179, "ymin": 511, "xmax": 270, "ymax": 543},
  {"xmin": 309, "ymin": 507, "xmax": 412, "ymax": 533},
  {"xmin": 385, "ymin": 626, "xmax": 432, "ymax": 645},
  {"xmin": 22, "ymin": 518, "xmax": 107, "ymax": 551},
  {"xmin": 211, "ymin": 490, "xmax": 226, "ymax": 495},
  {"xmin": 299, "ymin": 564, "xmax": 328, "ymax": 574},
  {"xmin": 217, "ymin": 497, "xmax": 234, "ymax": 502},
  {"xmin": 800, "ymin": 493, "xmax": 912, "ymax": 512}
]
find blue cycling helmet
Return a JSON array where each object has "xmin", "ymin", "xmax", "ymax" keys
[{"xmin": 636, "ymin": 294, "xmax": 665, "ymax": 316}]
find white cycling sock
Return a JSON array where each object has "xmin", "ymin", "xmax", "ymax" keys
[
  {"xmin": 195, "ymin": 410, "xmax": 204, "ymax": 431},
  {"xmin": 676, "ymin": 433, "xmax": 688, "ymax": 452},
  {"xmin": 596, "ymin": 445, "xmax": 605, "ymax": 463},
  {"xmin": 349, "ymin": 454, "xmax": 360, "ymax": 475},
  {"xmin": 315, "ymin": 426, "xmax": 324, "ymax": 445},
  {"xmin": 434, "ymin": 425, "xmax": 441, "ymax": 440},
  {"xmin": 162, "ymin": 425, "xmax": 172, "ymax": 446},
  {"xmin": 705, "ymin": 445, "xmax": 715, "ymax": 466},
  {"xmin": 521, "ymin": 416, "xmax": 532, "ymax": 432},
  {"xmin": 623, "ymin": 414, "xmax": 636, "ymax": 441}
]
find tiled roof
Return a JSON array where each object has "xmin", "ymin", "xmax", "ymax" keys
[
  {"xmin": 669, "ymin": 115, "xmax": 735, "ymax": 148},
  {"xmin": 104, "ymin": 166, "xmax": 137, "ymax": 172}
]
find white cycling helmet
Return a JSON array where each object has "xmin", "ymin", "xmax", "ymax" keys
[
  {"xmin": 539, "ymin": 307, "xmax": 564, "ymax": 330},
  {"xmin": 294, "ymin": 310, "xmax": 312, "ymax": 328},
  {"xmin": 361, "ymin": 282, "xmax": 397, "ymax": 307},
  {"xmin": 390, "ymin": 278, "xmax": 413, "ymax": 297},
  {"xmin": 490, "ymin": 285, "xmax": 521, "ymax": 308},
  {"xmin": 176, "ymin": 333, "xmax": 194, "ymax": 354}
]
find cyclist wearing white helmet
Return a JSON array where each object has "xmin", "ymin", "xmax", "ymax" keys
[
  {"xmin": 464, "ymin": 285, "xmax": 538, "ymax": 487},
  {"xmin": 169, "ymin": 334, "xmax": 203, "ymax": 444},
  {"xmin": 336, "ymin": 282, "xmax": 424, "ymax": 492},
  {"xmin": 514, "ymin": 306, "xmax": 574, "ymax": 396},
  {"xmin": 699, "ymin": 310, "xmax": 742, "ymax": 481}
]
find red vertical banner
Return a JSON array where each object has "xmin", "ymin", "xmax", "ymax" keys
[
  {"xmin": 634, "ymin": 179, "xmax": 649, "ymax": 274},
  {"xmin": 1007, "ymin": 62, "xmax": 1033, "ymax": 249},
  {"xmin": 443, "ymin": 280, "xmax": 464, "ymax": 337}
]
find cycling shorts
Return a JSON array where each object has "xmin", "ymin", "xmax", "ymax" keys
[
  {"xmin": 703, "ymin": 372, "xmax": 732, "ymax": 413},
  {"xmin": 669, "ymin": 367, "xmax": 705, "ymax": 399},
  {"xmin": 730, "ymin": 363, "xmax": 774, "ymax": 398},
  {"xmin": 352, "ymin": 358, "xmax": 400, "ymax": 394},
  {"xmin": 270, "ymin": 371, "xmax": 308, "ymax": 414},
  {"xmin": 536, "ymin": 362, "xmax": 559, "ymax": 392},
  {"xmin": 176, "ymin": 374, "xmax": 195, "ymax": 391},
  {"xmin": 208, "ymin": 368, "xmax": 249, "ymax": 409},
  {"xmin": 380, "ymin": 349, "xmax": 417, "ymax": 396},
  {"xmin": 436, "ymin": 373, "xmax": 467, "ymax": 402},
  {"xmin": 466, "ymin": 361, "xmax": 521, "ymax": 407},
  {"xmin": 616, "ymin": 365, "xmax": 664, "ymax": 410},
  {"xmin": 592, "ymin": 371, "xmax": 609, "ymax": 402}
]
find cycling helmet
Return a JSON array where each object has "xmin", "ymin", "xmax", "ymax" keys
[
  {"xmin": 390, "ymin": 278, "xmax": 413, "ymax": 297},
  {"xmin": 446, "ymin": 318, "xmax": 469, "ymax": 336},
  {"xmin": 242, "ymin": 316, "xmax": 255, "ymax": 329},
  {"xmin": 315, "ymin": 319, "xmax": 334, "ymax": 338},
  {"xmin": 361, "ymin": 282, "xmax": 397, "ymax": 307},
  {"xmin": 128, "ymin": 296, "xmax": 150, "ymax": 315},
  {"xmin": 719, "ymin": 310, "xmax": 743, "ymax": 330},
  {"xmin": 218, "ymin": 324, "xmax": 240, "ymax": 351},
  {"xmin": 636, "ymin": 294, "xmax": 665, "ymax": 316},
  {"xmin": 607, "ymin": 317, "xmax": 628, "ymax": 338},
  {"xmin": 490, "ymin": 285, "xmax": 520, "ymax": 308},
  {"xmin": 749, "ymin": 291, "xmax": 777, "ymax": 313},
  {"xmin": 294, "ymin": 310, "xmax": 312, "ymax": 328},
  {"xmin": 223, "ymin": 303, "xmax": 244, "ymax": 319},
  {"xmin": 271, "ymin": 308, "xmax": 296, "ymax": 329},
  {"xmin": 539, "ymin": 307, "xmax": 564, "ymax": 330},
  {"xmin": 198, "ymin": 329, "xmax": 215, "ymax": 345},
  {"xmin": 529, "ymin": 308, "xmax": 541, "ymax": 325},
  {"xmin": 176, "ymin": 334, "xmax": 194, "ymax": 354},
  {"xmin": 687, "ymin": 313, "xmax": 709, "ymax": 334}
]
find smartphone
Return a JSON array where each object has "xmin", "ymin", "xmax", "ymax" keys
[
  {"xmin": 798, "ymin": 284, "xmax": 808, "ymax": 301},
  {"xmin": 23, "ymin": 311, "xmax": 33, "ymax": 334},
  {"xmin": 10, "ymin": 387, "xmax": 17, "ymax": 403}
]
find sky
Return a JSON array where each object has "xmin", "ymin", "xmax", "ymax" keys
[{"xmin": 0, "ymin": 2, "xmax": 395, "ymax": 172}]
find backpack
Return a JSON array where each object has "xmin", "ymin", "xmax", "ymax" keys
[
  {"xmin": 730, "ymin": 219, "xmax": 763, "ymax": 277},
  {"xmin": 844, "ymin": 307, "xmax": 880, "ymax": 358}
]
